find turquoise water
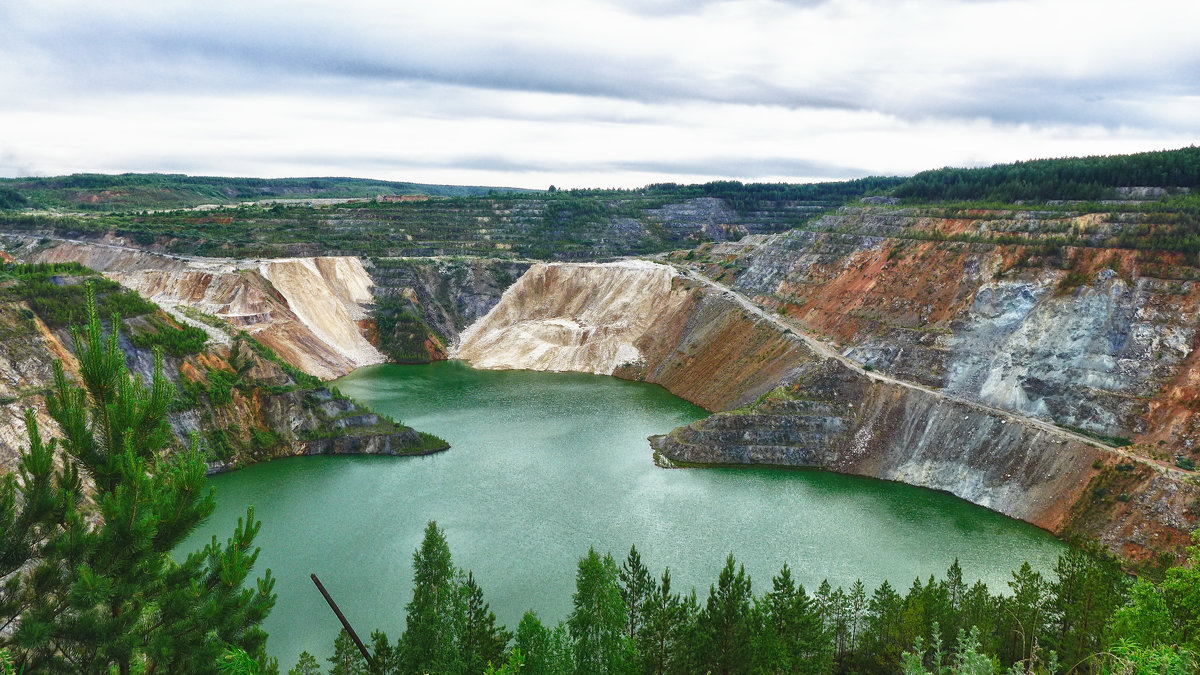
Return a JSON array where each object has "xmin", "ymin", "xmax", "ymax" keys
[{"xmin": 180, "ymin": 361, "xmax": 1064, "ymax": 668}]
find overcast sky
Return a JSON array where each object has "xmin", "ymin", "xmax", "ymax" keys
[{"xmin": 1, "ymin": 0, "xmax": 1198, "ymax": 189}]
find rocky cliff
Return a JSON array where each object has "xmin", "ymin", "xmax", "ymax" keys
[
  {"xmin": 11, "ymin": 237, "xmax": 385, "ymax": 379},
  {"xmin": 668, "ymin": 205, "xmax": 1200, "ymax": 464},
  {"xmin": 455, "ymin": 261, "xmax": 693, "ymax": 376},
  {"xmin": 0, "ymin": 263, "xmax": 445, "ymax": 477},
  {"xmin": 454, "ymin": 259, "xmax": 1199, "ymax": 562},
  {"xmin": 454, "ymin": 261, "xmax": 812, "ymax": 411}
]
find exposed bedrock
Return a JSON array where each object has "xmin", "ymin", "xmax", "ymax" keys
[
  {"xmin": 698, "ymin": 207, "xmax": 1200, "ymax": 454},
  {"xmin": 650, "ymin": 358, "xmax": 1105, "ymax": 530},
  {"xmin": 0, "ymin": 308, "xmax": 435, "ymax": 477},
  {"xmin": 454, "ymin": 261, "xmax": 813, "ymax": 411},
  {"xmin": 455, "ymin": 259, "xmax": 1198, "ymax": 561},
  {"xmin": 21, "ymin": 239, "xmax": 385, "ymax": 379}
]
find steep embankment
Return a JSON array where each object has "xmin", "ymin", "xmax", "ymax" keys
[
  {"xmin": 456, "ymin": 261, "xmax": 692, "ymax": 375},
  {"xmin": 671, "ymin": 205, "xmax": 1200, "ymax": 464},
  {"xmin": 455, "ymin": 260, "xmax": 1199, "ymax": 561},
  {"xmin": 14, "ymin": 238, "xmax": 384, "ymax": 379},
  {"xmin": 0, "ymin": 302, "xmax": 77, "ymax": 473},
  {"xmin": 0, "ymin": 266, "xmax": 443, "ymax": 476},
  {"xmin": 455, "ymin": 261, "xmax": 811, "ymax": 411}
]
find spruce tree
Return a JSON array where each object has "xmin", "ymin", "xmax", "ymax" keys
[{"xmin": 0, "ymin": 286, "xmax": 275, "ymax": 673}]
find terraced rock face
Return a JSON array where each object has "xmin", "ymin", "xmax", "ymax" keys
[
  {"xmin": 678, "ymin": 206, "xmax": 1200, "ymax": 460},
  {"xmin": 649, "ymin": 357, "xmax": 1108, "ymax": 530},
  {"xmin": 455, "ymin": 259, "xmax": 1199, "ymax": 562}
]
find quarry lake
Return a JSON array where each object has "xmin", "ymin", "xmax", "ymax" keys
[{"xmin": 182, "ymin": 361, "xmax": 1065, "ymax": 667}]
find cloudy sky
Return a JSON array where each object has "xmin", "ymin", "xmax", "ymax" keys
[{"xmin": 1, "ymin": 0, "xmax": 1198, "ymax": 189}]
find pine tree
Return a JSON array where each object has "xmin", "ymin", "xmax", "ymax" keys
[
  {"xmin": 960, "ymin": 580, "xmax": 999, "ymax": 658},
  {"xmin": 637, "ymin": 568, "xmax": 687, "ymax": 675},
  {"xmin": 618, "ymin": 545, "xmax": 654, "ymax": 646},
  {"xmin": 756, "ymin": 564, "xmax": 830, "ymax": 674},
  {"xmin": 847, "ymin": 579, "xmax": 867, "ymax": 654},
  {"xmin": 329, "ymin": 629, "xmax": 369, "ymax": 675},
  {"xmin": 673, "ymin": 590, "xmax": 703, "ymax": 675},
  {"xmin": 1048, "ymin": 544, "xmax": 1128, "ymax": 669},
  {"xmin": 0, "ymin": 285, "xmax": 275, "ymax": 673},
  {"xmin": 287, "ymin": 651, "xmax": 321, "ymax": 675},
  {"xmin": 864, "ymin": 579, "xmax": 904, "ymax": 671},
  {"xmin": 400, "ymin": 521, "xmax": 463, "ymax": 675},
  {"xmin": 697, "ymin": 554, "xmax": 753, "ymax": 675},
  {"xmin": 460, "ymin": 571, "xmax": 512, "ymax": 674},
  {"xmin": 998, "ymin": 562, "xmax": 1049, "ymax": 667},
  {"xmin": 367, "ymin": 630, "xmax": 401, "ymax": 675},
  {"xmin": 940, "ymin": 560, "xmax": 966, "ymax": 640}
]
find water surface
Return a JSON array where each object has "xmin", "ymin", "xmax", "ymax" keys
[{"xmin": 181, "ymin": 361, "xmax": 1064, "ymax": 668}]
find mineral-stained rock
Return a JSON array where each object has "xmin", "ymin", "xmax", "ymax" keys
[{"xmin": 455, "ymin": 258, "xmax": 1198, "ymax": 561}]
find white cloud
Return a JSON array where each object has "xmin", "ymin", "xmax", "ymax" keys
[{"xmin": 1, "ymin": 0, "xmax": 1197, "ymax": 187}]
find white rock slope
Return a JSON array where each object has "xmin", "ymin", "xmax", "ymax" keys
[
  {"xmin": 454, "ymin": 261, "xmax": 692, "ymax": 375},
  {"xmin": 27, "ymin": 241, "xmax": 384, "ymax": 379}
]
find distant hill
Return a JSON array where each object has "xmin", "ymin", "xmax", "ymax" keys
[
  {"xmin": 3, "ymin": 147, "xmax": 1200, "ymax": 260},
  {"xmin": 0, "ymin": 173, "xmax": 537, "ymax": 211}
]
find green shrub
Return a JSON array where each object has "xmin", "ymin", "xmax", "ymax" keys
[
  {"xmin": 129, "ymin": 316, "xmax": 208, "ymax": 356},
  {"xmin": 171, "ymin": 377, "xmax": 204, "ymax": 411},
  {"xmin": 203, "ymin": 428, "xmax": 238, "ymax": 463},
  {"xmin": 238, "ymin": 334, "xmax": 321, "ymax": 388},
  {"xmin": 0, "ymin": 263, "xmax": 155, "ymax": 328},
  {"xmin": 250, "ymin": 427, "xmax": 283, "ymax": 452},
  {"xmin": 206, "ymin": 369, "xmax": 238, "ymax": 406}
]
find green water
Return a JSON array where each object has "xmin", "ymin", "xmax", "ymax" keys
[{"xmin": 181, "ymin": 361, "xmax": 1065, "ymax": 668}]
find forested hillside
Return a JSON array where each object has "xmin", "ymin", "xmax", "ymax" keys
[
  {"xmin": 0, "ymin": 173, "xmax": 530, "ymax": 211},
  {"xmin": 3, "ymin": 148, "xmax": 1200, "ymax": 262}
]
